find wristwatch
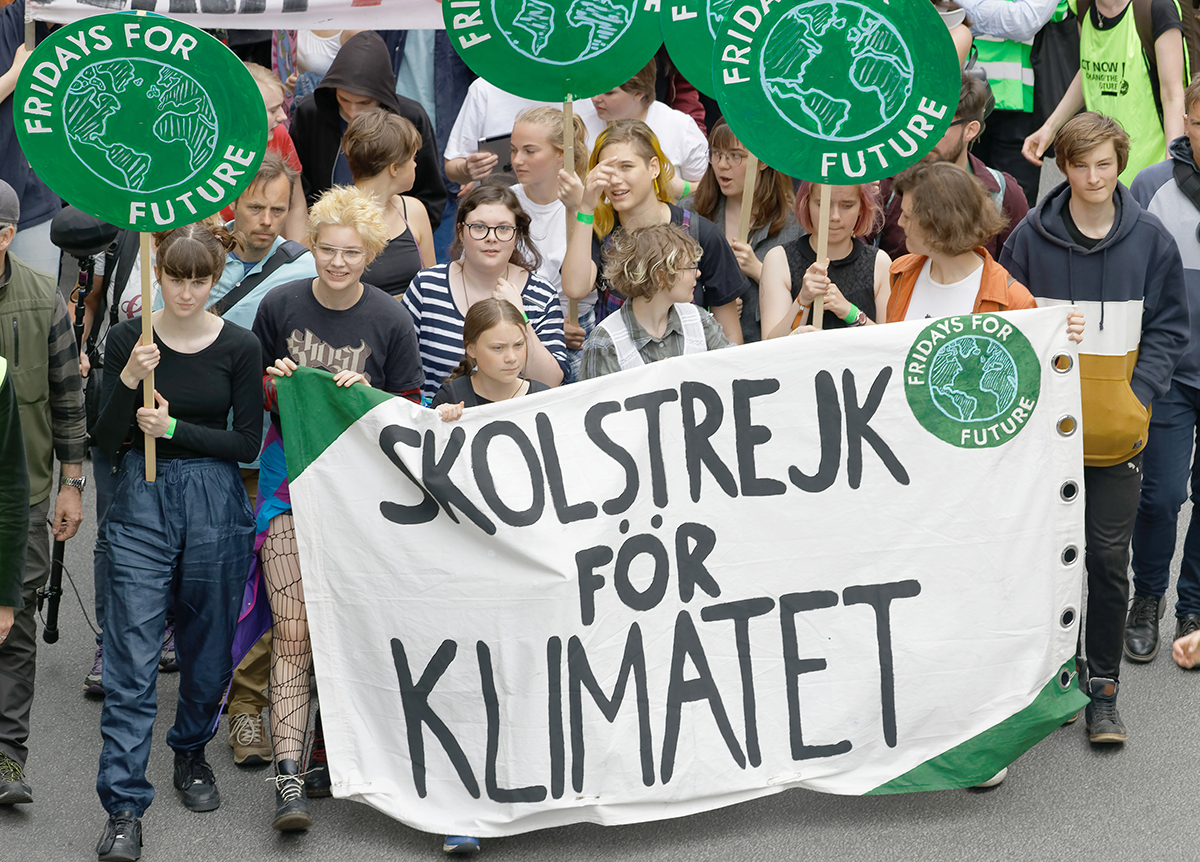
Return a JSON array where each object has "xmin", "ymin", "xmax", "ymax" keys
[
  {"xmin": 849, "ymin": 310, "xmax": 869, "ymax": 327},
  {"xmin": 59, "ymin": 475, "xmax": 87, "ymax": 492}
]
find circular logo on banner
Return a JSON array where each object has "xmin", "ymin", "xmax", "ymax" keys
[
  {"xmin": 904, "ymin": 315, "xmax": 1041, "ymax": 449},
  {"xmin": 15, "ymin": 14, "xmax": 266, "ymax": 231},
  {"xmin": 444, "ymin": 0, "xmax": 662, "ymax": 102},
  {"xmin": 713, "ymin": 0, "xmax": 960, "ymax": 183}
]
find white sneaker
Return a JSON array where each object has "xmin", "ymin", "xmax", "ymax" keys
[{"xmin": 972, "ymin": 767, "xmax": 1008, "ymax": 788}]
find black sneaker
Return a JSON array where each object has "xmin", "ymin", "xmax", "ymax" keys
[
  {"xmin": 84, "ymin": 645, "xmax": 105, "ymax": 697},
  {"xmin": 96, "ymin": 808, "xmax": 142, "ymax": 862},
  {"xmin": 0, "ymin": 752, "xmax": 32, "ymax": 804},
  {"xmin": 173, "ymin": 751, "xmax": 220, "ymax": 812},
  {"xmin": 1123, "ymin": 594, "xmax": 1163, "ymax": 662},
  {"xmin": 1084, "ymin": 677, "xmax": 1127, "ymax": 743},
  {"xmin": 1176, "ymin": 614, "xmax": 1200, "ymax": 642}
]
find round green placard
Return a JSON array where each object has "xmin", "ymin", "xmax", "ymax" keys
[
  {"xmin": 904, "ymin": 314, "xmax": 1041, "ymax": 449},
  {"xmin": 445, "ymin": 0, "xmax": 662, "ymax": 101},
  {"xmin": 661, "ymin": 0, "xmax": 735, "ymax": 98},
  {"xmin": 713, "ymin": 0, "xmax": 960, "ymax": 184},
  {"xmin": 15, "ymin": 13, "xmax": 266, "ymax": 231}
]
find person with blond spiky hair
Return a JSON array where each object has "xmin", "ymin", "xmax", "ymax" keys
[{"xmin": 251, "ymin": 185, "xmax": 423, "ymax": 833}]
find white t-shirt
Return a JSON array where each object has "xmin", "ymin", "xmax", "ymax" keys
[
  {"xmin": 903, "ymin": 257, "xmax": 983, "ymax": 321},
  {"xmin": 575, "ymin": 99, "xmax": 709, "ymax": 182},
  {"xmin": 514, "ymin": 184, "xmax": 596, "ymax": 316},
  {"xmin": 444, "ymin": 79, "xmax": 556, "ymax": 161},
  {"xmin": 296, "ymin": 30, "xmax": 342, "ymax": 77}
]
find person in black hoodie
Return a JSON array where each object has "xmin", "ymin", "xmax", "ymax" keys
[
  {"xmin": 289, "ymin": 31, "xmax": 447, "ymax": 230},
  {"xmin": 1000, "ymin": 112, "xmax": 1188, "ymax": 746}
]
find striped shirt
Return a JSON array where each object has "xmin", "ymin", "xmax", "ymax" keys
[{"xmin": 403, "ymin": 262, "xmax": 568, "ymax": 402}]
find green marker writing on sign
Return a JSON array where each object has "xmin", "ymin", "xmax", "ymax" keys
[
  {"xmin": 713, "ymin": 0, "xmax": 960, "ymax": 185},
  {"xmin": 16, "ymin": 13, "xmax": 266, "ymax": 231}
]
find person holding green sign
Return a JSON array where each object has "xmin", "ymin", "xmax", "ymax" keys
[
  {"xmin": 561, "ymin": 120, "xmax": 748, "ymax": 345},
  {"xmin": 91, "ymin": 221, "xmax": 262, "ymax": 861}
]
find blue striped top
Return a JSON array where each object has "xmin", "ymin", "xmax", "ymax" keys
[{"xmin": 403, "ymin": 262, "xmax": 569, "ymax": 402}]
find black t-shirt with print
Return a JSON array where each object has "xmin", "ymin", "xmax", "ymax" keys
[{"xmin": 252, "ymin": 278, "xmax": 424, "ymax": 396}]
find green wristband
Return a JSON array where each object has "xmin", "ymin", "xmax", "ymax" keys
[
  {"xmin": 843, "ymin": 303, "xmax": 860, "ymax": 324},
  {"xmin": 164, "ymin": 416, "xmax": 177, "ymax": 440},
  {"xmin": 575, "ymin": 211, "xmax": 594, "ymax": 225},
  {"xmin": 681, "ymin": 180, "xmax": 691, "ymax": 198}
]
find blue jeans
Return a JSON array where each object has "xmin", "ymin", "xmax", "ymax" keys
[
  {"xmin": 96, "ymin": 452, "xmax": 254, "ymax": 816},
  {"xmin": 91, "ymin": 445, "xmax": 116, "ymax": 645},
  {"xmin": 1131, "ymin": 379, "xmax": 1200, "ymax": 618}
]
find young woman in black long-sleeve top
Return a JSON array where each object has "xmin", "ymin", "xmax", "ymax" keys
[{"xmin": 91, "ymin": 222, "xmax": 263, "ymax": 861}]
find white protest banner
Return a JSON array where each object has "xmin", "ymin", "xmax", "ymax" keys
[
  {"xmin": 27, "ymin": 0, "xmax": 443, "ymax": 29},
  {"xmin": 278, "ymin": 308, "xmax": 1088, "ymax": 837}
]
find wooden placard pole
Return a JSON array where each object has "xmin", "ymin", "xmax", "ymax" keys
[
  {"xmin": 811, "ymin": 183, "xmax": 832, "ymax": 331},
  {"xmin": 735, "ymin": 154, "xmax": 759, "ymax": 243},
  {"xmin": 140, "ymin": 233, "xmax": 156, "ymax": 481},
  {"xmin": 563, "ymin": 95, "xmax": 579, "ymax": 327}
]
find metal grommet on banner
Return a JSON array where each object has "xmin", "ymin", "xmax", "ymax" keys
[
  {"xmin": 1056, "ymin": 415, "xmax": 1077, "ymax": 436},
  {"xmin": 1051, "ymin": 353, "xmax": 1074, "ymax": 373},
  {"xmin": 1061, "ymin": 545, "xmax": 1079, "ymax": 565},
  {"xmin": 1060, "ymin": 481, "xmax": 1079, "ymax": 502},
  {"xmin": 1060, "ymin": 607, "xmax": 1076, "ymax": 628},
  {"xmin": 1058, "ymin": 668, "xmax": 1073, "ymax": 690}
]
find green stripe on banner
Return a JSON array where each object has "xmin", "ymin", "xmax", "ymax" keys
[
  {"xmin": 866, "ymin": 661, "xmax": 1090, "ymax": 794},
  {"xmin": 276, "ymin": 367, "xmax": 395, "ymax": 483}
]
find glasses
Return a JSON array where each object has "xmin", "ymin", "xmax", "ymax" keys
[
  {"xmin": 314, "ymin": 245, "xmax": 366, "ymax": 264},
  {"xmin": 466, "ymin": 223, "xmax": 517, "ymax": 242},
  {"xmin": 709, "ymin": 150, "xmax": 747, "ymax": 168}
]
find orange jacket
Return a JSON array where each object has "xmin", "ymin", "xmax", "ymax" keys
[{"xmin": 886, "ymin": 248, "xmax": 1037, "ymax": 323}]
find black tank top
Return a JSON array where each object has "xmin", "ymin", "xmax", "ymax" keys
[
  {"xmin": 783, "ymin": 236, "xmax": 877, "ymax": 329},
  {"xmin": 364, "ymin": 198, "xmax": 423, "ymax": 297}
]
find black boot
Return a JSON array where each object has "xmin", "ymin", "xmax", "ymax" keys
[
  {"xmin": 272, "ymin": 759, "xmax": 312, "ymax": 832},
  {"xmin": 1123, "ymin": 594, "xmax": 1163, "ymax": 662}
]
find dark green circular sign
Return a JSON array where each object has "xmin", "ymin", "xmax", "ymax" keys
[
  {"xmin": 661, "ymin": 0, "xmax": 733, "ymax": 98},
  {"xmin": 15, "ymin": 13, "xmax": 266, "ymax": 231},
  {"xmin": 713, "ymin": 0, "xmax": 960, "ymax": 183},
  {"xmin": 905, "ymin": 315, "xmax": 1041, "ymax": 449},
  {"xmin": 445, "ymin": 0, "xmax": 662, "ymax": 101}
]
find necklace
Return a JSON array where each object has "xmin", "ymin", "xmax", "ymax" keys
[{"xmin": 456, "ymin": 260, "xmax": 509, "ymax": 311}]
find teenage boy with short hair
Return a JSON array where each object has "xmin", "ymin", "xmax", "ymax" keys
[{"xmin": 1000, "ymin": 112, "xmax": 1189, "ymax": 743}]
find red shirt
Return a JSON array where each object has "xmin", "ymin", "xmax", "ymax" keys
[{"xmin": 219, "ymin": 124, "xmax": 302, "ymax": 222}]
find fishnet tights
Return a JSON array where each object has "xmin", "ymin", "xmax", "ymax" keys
[{"xmin": 261, "ymin": 513, "xmax": 310, "ymax": 765}]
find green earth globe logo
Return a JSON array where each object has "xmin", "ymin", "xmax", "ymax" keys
[
  {"xmin": 62, "ymin": 58, "xmax": 218, "ymax": 194},
  {"xmin": 928, "ymin": 335, "xmax": 1020, "ymax": 423},
  {"xmin": 497, "ymin": 0, "xmax": 638, "ymax": 65},
  {"xmin": 761, "ymin": 0, "xmax": 914, "ymax": 142},
  {"xmin": 707, "ymin": 0, "xmax": 736, "ymax": 39}
]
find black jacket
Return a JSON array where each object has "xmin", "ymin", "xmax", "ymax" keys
[{"xmin": 289, "ymin": 31, "xmax": 447, "ymax": 229}]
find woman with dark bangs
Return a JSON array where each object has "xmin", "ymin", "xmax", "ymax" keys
[
  {"xmin": 760, "ymin": 182, "xmax": 893, "ymax": 338},
  {"xmin": 91, "ymin": 222, "xmax": 263, "ymax": 860},
  {"xmin": 686, "ymin": 120, "xmax": 800, "ymax": 342}
]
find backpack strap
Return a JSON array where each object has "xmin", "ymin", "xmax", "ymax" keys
[
  {"xmin": 675, "ymin": 303, "xmax": 708, "ymax": 354},
  {"xmin": 211, "ymin": 240, "xmax": 309, "ymax": 318},
  {"xmin": 985, "ymin": 166, "xmax": 1006, "ymax": 212},
  {"xmin": 600, "ymin": 309, "xmax": 645, "ymax": 371},
  {"xmin": 1173, "ymin": 159, "xmax": 1200, "ymax": 211}
]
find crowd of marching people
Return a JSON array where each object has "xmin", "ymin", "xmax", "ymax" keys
[{"xmin": 4, "ymin": 0, "xmax": 1200, "ymax": 859}]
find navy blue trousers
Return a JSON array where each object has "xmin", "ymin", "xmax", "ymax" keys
[{"xmin": 96, "ymin": 452, "xmax": 253, "ymax": 816}]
